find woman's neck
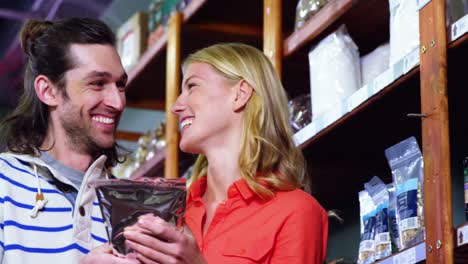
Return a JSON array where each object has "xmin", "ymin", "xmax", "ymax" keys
[{"xmin": 203, "ymin": 151, "xmax": 241, "ymax": 202}]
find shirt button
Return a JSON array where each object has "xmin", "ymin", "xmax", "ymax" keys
[
  {"xmin": 220, "ymin": 200, "xmax": 227, "ymax": 205},
  {"xmin": 79, "ymin": 206, "xmax": 85, "ymax": 216},
  {"xmin": 228, "ymin": 187, "xmax": 238, "ymax": 197}
]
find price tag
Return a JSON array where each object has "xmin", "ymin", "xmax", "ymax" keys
[
  {"xmin": 324, "ymin": 106, "xmax": 342, "ymax": 128},
  {"xmin": 451, "ymin": 14, "xmax": 468, "ymax": 42},
  {"xmin": 293, "ymin": 122, "xmax": 317, "ymax": 146},
  {"xmin": 403, "ymin": 48, "xmax": 420, "ymax": 74},
  {"xmin": 393, "ymin": 247, "xmax": 416, "ymax": 264},
  {"xmin": 314, "ymin": 116, "xmax": 325, "ymax": 134},
  {"xmin": 348, "ymin": 87, "xmax": 368, "ymax": 111},
  {"xmin": 373, "ymin": 67, "xmax": 395, "ymax": 94},
  {"xmin": 457, "ymin": 225, "xmax": 468, "ymax": 247},
  {"xmin": 416, "ymin": 0, "xmax": 431, "ymax": 11}
]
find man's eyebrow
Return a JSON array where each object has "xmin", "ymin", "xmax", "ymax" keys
[
  {"xmin": 84, "ymin": 71, "xmax": 113, "ymax": 79},
  {"xmin": 84, "ymin": 71, "xmax": 128, "ymax": 83}
]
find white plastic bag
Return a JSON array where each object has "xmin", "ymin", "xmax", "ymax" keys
[
  {"xmin": 361, "ymin": 43, "xmax": 390, "ymax": 86},
  {"xmin": 309, "ymin": 25, "xmax": 361, "ymax": 118},
  {"xmin": 389, "ymin": 0, "xmax": 419, "ymax": 65}
]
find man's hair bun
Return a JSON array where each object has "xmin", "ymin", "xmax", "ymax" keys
[{"xmin": 20, "ymin": 20, "xmax": 53, "ymax": 56}]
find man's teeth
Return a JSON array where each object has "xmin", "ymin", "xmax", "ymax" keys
[
  {"xmin": 93, "ymin": 116, "xmax": 114, "ymax": 124},
  {"xmin": 181, "ymin": 118, "xmax": 193, "ymax": 129}
]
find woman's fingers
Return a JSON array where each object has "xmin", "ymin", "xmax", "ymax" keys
[
  {"xmin": 125, "ymin": 239, "xmax": 180, "ymax": 264},
  {"xmin": 136, "ymin": 217, "xmax": 185, "ymax": 244},
  {"xmin": 135, "ymin": 253, "xmax": 161, "ymax": 264}
]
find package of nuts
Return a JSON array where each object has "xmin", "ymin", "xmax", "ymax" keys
[
  {"xmin": 365, "ymin": 176, "xmax": 392, "ymax": 260},
  {"xmin": 385, "ymin": 137, "xmax": 425, "ymax": 250},
  {"xmin": 358, "ymin": 190, "xmax": 376, "ymax": 264}
]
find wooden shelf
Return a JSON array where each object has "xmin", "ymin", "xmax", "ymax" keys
[
  {"xmin": 126, "ymin": 0, "xmax": 208, "ymax": 92},
  {"xmin": 125, "ymin": 0, "xmax": 263, "ymax": 106},
  {"xmin": 130, "ymin": 148, "xmax": 166, "ymax": 178},
  {"xmin": 449, "ymin": 13, "xmax": 468, "ymax": 49},
  {"xmin": 283, "ymin": 0, "xmax": 355, "ymax": 57},
  {"xmin": 294, "ymin": 47, "xmax": 421, "ymax": 149},
  {"xmin": 455, "ymin": 223, "xmax": 468, "ymax": 263}
]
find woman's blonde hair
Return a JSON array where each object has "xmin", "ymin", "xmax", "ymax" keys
[{"xmin": 183, "ymin": 43, "xmax": 307, "ymax": 199}]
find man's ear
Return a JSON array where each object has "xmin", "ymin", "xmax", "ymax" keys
[
  {"xmin": 34, "ymin": 75, "xmax": 59, "ymax": 106},
  {"xmin": 232, "ymin": 80, "xmax": 253, "ymax": 112}
]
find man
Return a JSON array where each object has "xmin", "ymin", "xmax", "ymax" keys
[{"xmin": 0, "ymin": 18, "xmax": 136, "ymax": 264}]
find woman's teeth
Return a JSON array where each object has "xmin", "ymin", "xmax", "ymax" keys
[{"xmin": 181, "ymin": 118, "xmax": 193, "ymax": 129}]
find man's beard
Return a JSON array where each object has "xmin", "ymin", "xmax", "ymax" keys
[{"xmin": 59, "ymin": 107, "xmax": 114, "ymax": 158}]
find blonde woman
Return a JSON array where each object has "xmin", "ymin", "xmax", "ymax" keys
[{"xmin": 85, "ymin": 43, "xmax": 328, "ymax": 264}]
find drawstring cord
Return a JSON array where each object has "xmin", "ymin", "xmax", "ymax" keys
[{"xmin": 30, "ymin": 165, "xmax": 48, "ymax": 218}]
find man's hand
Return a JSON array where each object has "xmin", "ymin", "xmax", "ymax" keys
[{"xmin": 80, "ymin": 244, "xmax": 141, "ymax": 264}]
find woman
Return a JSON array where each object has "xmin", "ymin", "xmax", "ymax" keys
[{"xmin": 83, "ymin": 43, "xmax": 328, "ymax": 264}]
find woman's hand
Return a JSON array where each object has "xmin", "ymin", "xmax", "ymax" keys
[
  {"xmin": 80, "ymin": 244, "xmax": 141, "ymax": 264},
  {"xmin": 124, "ymin": 214, "xmax": 206, "ymax": 264}
]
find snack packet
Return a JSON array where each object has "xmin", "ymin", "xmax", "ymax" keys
[{"xmin": 93, "ymin": 177, "xmax": 186, "ymax": 254}]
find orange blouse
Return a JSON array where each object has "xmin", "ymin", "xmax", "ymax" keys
[{"xmin": 185, "ymin": 176, "xmax": 328, "ymax": 264}]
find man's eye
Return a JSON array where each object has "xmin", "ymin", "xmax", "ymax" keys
[
  {"xmin": 91, "ymin": 80, "xmax": 105, "ymax": 87},
  {"xmin": 116, "ymin": 81, "xmax": 127, "ymax": 89},
  {"xmin": 188, "ymin": 83, "xmax": 197, "ymax": 90}
]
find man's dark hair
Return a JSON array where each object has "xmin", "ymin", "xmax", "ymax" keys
[{"xmin": 0, "ymin": 17, "xmax": 122, "ymax": 168}]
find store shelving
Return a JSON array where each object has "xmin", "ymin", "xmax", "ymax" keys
[
  {"xmin": 283, "ymin": 0, "xmax": 355, "ymax": 57},
  {"xmin": 120, "ymin": 0, "xmax": 468, "ymax": 262},
  {"xmin": 130, "ymin": 148, "xmax": 166, "ymax": 178},
  {"xmin": 293, "ymin": 47, "xmax": 420, "ymax": 148},
  {"xmin": 124, "ymin": 0, "xmax": 208, "ymax": 110},
  {"xmin": 376, "ymin": 242, "xmax": 426, "ymax": 264}
]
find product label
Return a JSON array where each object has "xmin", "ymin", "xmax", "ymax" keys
[
  {"xmin": 396, "ymin": 179, "xmax": 419, "ymax": 231},
  {"xmin": 375, "ymin": 207, "xmax": 390, "ymax": 235},
  {"xmin": 362, "ymin": 214, "xmax": 376, "ymax": 240},
  {"xmin": 388, "ymin": 209, "xmax": 400, "ymax": 242},
  {"xmin": 451, "ymin": 13, "xmax": 468, "ymax": 41}
]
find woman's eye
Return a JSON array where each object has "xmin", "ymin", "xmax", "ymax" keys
[{"xmin": 187, "ymin": 83, "xmax": 197, "ymax": 92}]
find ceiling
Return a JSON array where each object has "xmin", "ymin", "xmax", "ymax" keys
[{"xmin": 0, "ymin": 0, "xmax": 115, "ymax": 108}]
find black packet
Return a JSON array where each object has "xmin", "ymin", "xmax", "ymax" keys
[{"xmin": 93, "ymin": 177, "xmax": 187, "ymax": 255}]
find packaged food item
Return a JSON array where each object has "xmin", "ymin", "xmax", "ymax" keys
[
  {"xmin": 93, "ymin": 178, "xmax": 186, "ymax": 255},
  {"xmin": 364, "ymin": 176, "xmax": 391, "ymax": 260},
  {"xmin": 388, "ymin": 0, "xmax": 419, "ymax": 65},
  {"xmin": 295, "ymin": 0, "xmax": 329, "ymax": 30},
  {"xmin": 309, "ymin": 25, "xmax": 360, "ymax": 118},
  {"xmin": 447, "ymin": 0, "xmax": 468, "ymax": 25},
  {"xmin": 117, "ymin": 12, "xmax": 148, "ymax": 71},
  {"xmin": 387, "ymin": 183, "xmax": 401, "ymax": 251},
  {"xmin": 385, "ymin": 137, "xmax": 425, "ymax": 250},
  {"xmin": 358, "ymin": 190, "xmax": 376, "ymax": 264},
  {"xmin": 464, "ymin": 157, "xmax": 468, "ymax": 221},
  {"xmin": 360, "ymin": 43, "xmax": 390, "ymax": 86},
  {"xmin": 288, "ymin": 94, "xmax": 312, "ymax": 132}
]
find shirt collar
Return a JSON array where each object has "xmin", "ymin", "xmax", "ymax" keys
[{"xmin": 188, "ymin": 176, "xmax": 256, "ymax": 203}]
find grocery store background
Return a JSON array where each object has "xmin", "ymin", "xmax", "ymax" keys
[{"xmin": 0, "ymin": 0, "xmax": 164, "ymax": 151}]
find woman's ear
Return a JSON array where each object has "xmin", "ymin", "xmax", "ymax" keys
[
  {"xmin": 34, "ymin": 75, "xmax": 59, "ymax": 106},
  {"xmin": 232, "ymin": 80, "xmax": 253, "ymax": 112}
]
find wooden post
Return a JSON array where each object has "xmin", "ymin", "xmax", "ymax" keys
[
  {"xmin": 419, "ymin": 0, "xmax": 453, "ymax": 263},
  {"xmin": 263, "ymin": 0, "xmax": 282, "ymax": 77},
  {"xmin": 165, "ymin": 12, "xmax": 182, "ymax": 179}
]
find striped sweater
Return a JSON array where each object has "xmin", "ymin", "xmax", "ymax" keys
[{"xmin": 0, "ymin": 152, "xmax": 109, "ymax": 264}]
